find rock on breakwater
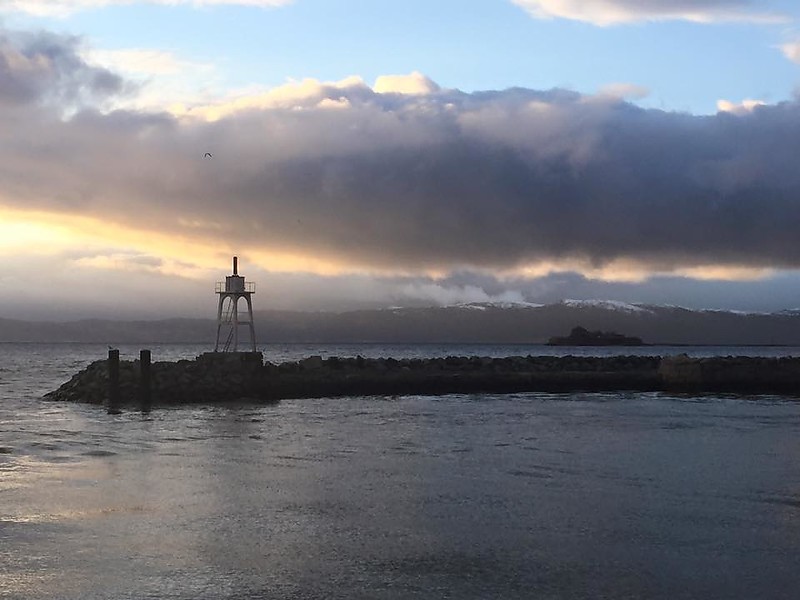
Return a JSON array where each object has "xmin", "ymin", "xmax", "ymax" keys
[
  {"xmin": 42, "ymin": 352, "xmax": 800, "ymax": 406},
  {"xmin": 658, "ymin": 354, "xmax": 800, "ymax": 392},
  {"xmin": 44, "ymin": 352, "xmax": 265, "ymax": 405}
]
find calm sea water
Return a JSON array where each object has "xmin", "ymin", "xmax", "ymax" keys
[{"xmin": 2, "ymin": 343, "xmax": 800, "ymax": 599}]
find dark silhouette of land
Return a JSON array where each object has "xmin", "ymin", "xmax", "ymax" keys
[
  {"xmin": 5, "ymin": 302, "xmax": 800, "ymax": 345},
  {"xmin": 547, "ymin": 326, "xmax": 644, "ymax": 346}
]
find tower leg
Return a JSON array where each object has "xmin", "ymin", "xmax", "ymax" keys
[
  {"xmin": 233, "ymin": 296, "xmax": 239, "ymax": 352},
  {"xmin": 245, "ymin": 294, "xmax": 256, "ymax": 351},
  {"xmin": 214, "ymin": 295, "xmax": 225, "ymax": 352}
]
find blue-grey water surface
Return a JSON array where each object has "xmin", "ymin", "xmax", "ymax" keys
[{"xmin": 2, "ymin": 343, "xmax": 800, "ymax": 599}]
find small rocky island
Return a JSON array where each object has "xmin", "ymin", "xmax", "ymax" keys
[
  {"xmin": 547, "ymin": 326, "xmax": 644, "ymax": 346},
  {"xmin": 42, "ymin": 351, "xmax": 800, "ymax": 407}
]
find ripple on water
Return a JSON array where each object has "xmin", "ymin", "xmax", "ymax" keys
[
  {"xmin": 80, "ymin": 450, "xmax": 118, "ymax": 457},
  {"xmin": 28, "ymin": 442, "xmax": 61, "ymax": 452}
]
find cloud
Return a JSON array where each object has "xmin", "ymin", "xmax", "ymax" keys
[
  {"xmin": 373, "ymin": 72, "xmax": 441, "ymax": 96},
  {"xmin": 0, "ymin": 29, "xmax": 125, "ymax": 109},
  {"xmin": 85, "ymin": 48, "xmax": 211, "ymax": 77},
  {"xmin": 3, "ymin": 0, "xmax": 292, "ymax": 17},
  {"xmin": 780, "ymin": 41, "xmax": 800, "ymax": 64},
  {"xmin": 511, "ymin": 0, "xmax": 788, "ymax": 25},
  {"xmin": 597, "ymin": 82, "xmax": 649, "ymax": 101},
  {"xmin": 396, "ymin": 282, "xmax": 529, "ymax": 307},
  {"xmin": 81, "ymin": 47, "xmax": 218, "ymax": 112},
  {"xmin": 174, "ymin": 76, "xmax": 375, "ymax": 120},
  {"xmin": 74, "ymin": 251, "xmax": 164, "ymax": 271},
  {"xmin": 5, "ymin": 26, "xmax": 800, "ymax": 290},
  {"xmin": 716, "ymin": 98, "xmax": 765, "ymax": 115}
]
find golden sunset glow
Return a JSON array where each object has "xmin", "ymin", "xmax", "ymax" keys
[
  {"xmin": 504, "ymin": 258, "xmax": 770, "ymax": 284},
  {"xmin": 0, "ymin": 203, "xmax": 778, "ymax": 287},
  {"xmin": 675, "ymin": 265, "xmax": 773, "ymax": 281},
  {"xmin": 0, "ymin": 206, "xmax": 223, "ymax": 276},
  {"xmin": 0, "ymin": 204, "xmax": 383, "ymax": 280}
]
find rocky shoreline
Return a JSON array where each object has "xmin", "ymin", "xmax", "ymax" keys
[{"xmin": 41, "ymin": 352, "xmax": 800, "ymax": 407}]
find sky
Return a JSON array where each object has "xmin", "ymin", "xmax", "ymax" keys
[{"xmin": 3, "ymin": 0, "xmax": 800, "ymax": 319}]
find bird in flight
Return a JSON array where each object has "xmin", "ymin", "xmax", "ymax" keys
[{"xmin": 204, "ymin": 152, "xmax": 213, "ymax": 158}]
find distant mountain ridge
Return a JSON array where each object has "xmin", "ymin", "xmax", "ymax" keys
[{"xmin": 3, "ymin": 301, "xmax": 800, "ymax": 345}]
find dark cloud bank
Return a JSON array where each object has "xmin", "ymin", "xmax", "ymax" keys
[{"xmin": 3, "ymin": 26, "xmax": 800, "ymax": 278}]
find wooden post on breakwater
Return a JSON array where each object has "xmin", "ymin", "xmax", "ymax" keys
[
  {"xmin": 107, "ymin": 348, "xmax": 121, "ymax": 414},
  {"xmin": 139, "ymin": 349, "xmax": 152, "ymax": 412}
]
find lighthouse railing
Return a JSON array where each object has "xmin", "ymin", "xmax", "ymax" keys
[{"xmin": 216, "ymin": 281, "xmax": 255, "ymax": 293}]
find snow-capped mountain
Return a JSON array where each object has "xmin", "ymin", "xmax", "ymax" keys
[
  {"xmin": 559, "ymin": 299, "xmax": 653, "ymax": 314},
  {"xmin": 450, "ymin": 301, "xmax": 545, "ymax": 311}
]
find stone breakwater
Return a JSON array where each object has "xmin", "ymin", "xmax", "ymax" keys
[{"xmin": 42, "ymin": 352, "xmax": 800, "ymax": 406}]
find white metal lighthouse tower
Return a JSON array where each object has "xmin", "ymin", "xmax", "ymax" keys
[{"xmin": 214, "ymin": 256, "xmax": 257, "ymax": 352}]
